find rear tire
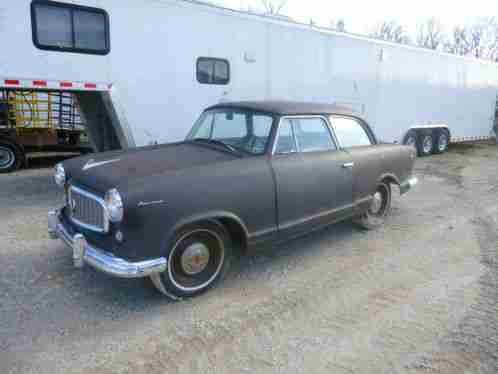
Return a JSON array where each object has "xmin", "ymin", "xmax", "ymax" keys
[
  {"xmin": 354, "ymin": 182, "xmax": 392, "ymax": 230},
  {"xmin": 432, "ymin": 128, "xmax": 450, "ymax": 154},
  {"xmin": 416, "ymin": 132, "xmax": 434, "ymax": 157},
  {"xmin": 0, "ymin": 139, "xmax": 22, "ymax": 173},
  {"xmin": 151, "ymin": 220, "xmax": 233, "ymax": 300}
]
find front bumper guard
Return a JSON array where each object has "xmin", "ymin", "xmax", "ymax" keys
[
  {"xmin": 400, "ymin": 176, "xmax": 418, "ymax": 195},
  {"xmin": 48, "ymin": 210, "xmax": 167, "ymax": 278}
]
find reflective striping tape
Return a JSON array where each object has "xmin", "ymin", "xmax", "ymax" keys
[{"xmin": 1, "ymin": 78, "xmax": 110, "ymax": 91}]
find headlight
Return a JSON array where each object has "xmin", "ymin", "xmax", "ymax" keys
[
  {"xmin": 104, "ymin": 188, "xmax": 124, "ymax": 222},
  {"xmin": 54, "ymin": 163, "xmax": 66, "ymax": 187}
]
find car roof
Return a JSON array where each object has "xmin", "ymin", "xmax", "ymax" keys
[{"xmin": 206, "ymin": 101, "xmax": 362, "ymax": 118}]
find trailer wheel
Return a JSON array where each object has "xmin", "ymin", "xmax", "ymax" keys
[
  {"xmin": 0, "ymin": 140, "xmax": 22, "ymax": 173},
  {"xmin": 416, "ymin": 132, "xmax": 434, "ymax": 157},
  {"xmin": 403, "ymin": 130, "xmax": 418, "ymax": 150},
  {"xmin": 432, "ymin": 128, "xmax": 450, "ymax": 154}
]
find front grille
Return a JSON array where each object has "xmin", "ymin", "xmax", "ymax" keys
[{"xmin": 67, "ymin": 185, "xmax": 108, "ymax": 233}]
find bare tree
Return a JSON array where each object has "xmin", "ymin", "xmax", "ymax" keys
[
  {"xmin": 370, "ymin": 21, "xmax": 411, "ymax": 44},
  {"xmin": 261, "ymin": 0, "xmax": 287, "ymax": 15},
  {"xmin": 445, "ymin": 18, "xmax": 498, "ymax": 61},
  {"xmin": 444, "ymin": 26, "xmax": 469, "ymax": 55},
  {"xmin": 416, "ymin": 18, "xmax": 445, "ymax": 50}
]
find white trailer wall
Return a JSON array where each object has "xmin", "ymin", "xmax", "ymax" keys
[{"xmin": 1, "ymin": 0, "xmax": 497, "ymax": 147}]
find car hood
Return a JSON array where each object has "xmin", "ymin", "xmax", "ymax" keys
[{"xmin": 63, "ymin": 142, "xmax": 239, "ymax": 193}]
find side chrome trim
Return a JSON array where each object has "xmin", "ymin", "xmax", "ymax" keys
[{"xmin": 48, "ymin": 210, "xmax": 166, "ymax": 278}]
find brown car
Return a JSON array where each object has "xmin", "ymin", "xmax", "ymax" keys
[{"xmin": 48, "ymin": 101, "xmax": 418, "ymax": 299}]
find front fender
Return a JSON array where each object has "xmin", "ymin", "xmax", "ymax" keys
[{"xmin": 160, "ymin": 210, "xmax": 250, "ymax": 254}]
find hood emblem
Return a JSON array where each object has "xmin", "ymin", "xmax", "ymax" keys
[
  {"xmin": 82, "ymin": 158, "xmax": 121, "ymax": 171},
  {"xmin": 138, "ymin": 200, "xmax": 165, "ymax": 207}
]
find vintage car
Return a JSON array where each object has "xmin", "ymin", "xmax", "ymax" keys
[{"xmin": 48, "ymin": 101, "xmax": 418, "ymax": 299}]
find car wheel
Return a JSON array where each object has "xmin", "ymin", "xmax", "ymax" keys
[
  {"xmin": 353, "ymin": 182, "xmax": 392, "ymax": 230},
  {"xmin": 403, "ymin": 130, "xmax": 417, "ymax": 151},
  {"xmin": 0, "ymin": 140, "xmax": 22, "ymax": 173},
  {"xmin": 432, "ymin": 128, "xmax": 450, "ymax": 154},
  {"xmin": 150, "ymin": 220, "xmax": 232, "ymax": 300},
  {"xmin": 416, "ymin": 132, "xmax": 434, "ymax": 157}
]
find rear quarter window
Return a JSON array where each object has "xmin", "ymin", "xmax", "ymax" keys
[{"xmin": 331, "ymin": 117, "xmax": 373, "ymax": 148}]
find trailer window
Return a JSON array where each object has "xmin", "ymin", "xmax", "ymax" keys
[
  {"xmin": 197, "ymin": 58, "xmax": 230, "ymax": 85},
  {"xmin": 31, "ymin": 1, "xmax": 110, "ymax": 55}
]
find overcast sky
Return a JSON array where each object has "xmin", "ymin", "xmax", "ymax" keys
[{"xmin": 216, "ymin": 0, "xmax": 498, "ymax": 35}]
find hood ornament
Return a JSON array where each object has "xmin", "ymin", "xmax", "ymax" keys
[{"xmin": 82, "ymin": 158, "xmax": 121, "ymax": 171}]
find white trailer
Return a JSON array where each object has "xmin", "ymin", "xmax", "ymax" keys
[{"xmin": 1, "ymin": 0, "xmax": 497, "ymax": 170}]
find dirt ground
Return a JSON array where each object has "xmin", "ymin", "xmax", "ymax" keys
[{"xmin": 1, "ymin": 142, "xmax": 497, "ymax": 374}]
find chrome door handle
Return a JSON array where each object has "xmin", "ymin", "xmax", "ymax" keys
[{"xmin": 342, "ymin": 162, "xmax": 355, "ymax": 169}]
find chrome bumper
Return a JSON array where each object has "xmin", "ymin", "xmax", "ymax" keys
[
  {"xmin": 400, "ymin": 176, "xmax": 418, "ymax": 195},
  {"xmin": 48, "ymin": 210, "xmax": 167, "ymax": 278}
]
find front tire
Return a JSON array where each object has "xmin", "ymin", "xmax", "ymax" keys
[
  {"xmin": 151, "ymin": 221, "xmax": 232, "ymax": 300},
  {"xmin": 354, "ymin": 182, "xmax": 392, "ymax": 230}
]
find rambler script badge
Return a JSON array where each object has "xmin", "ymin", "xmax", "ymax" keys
[{"xmin": 82, "ymin": 158, "xmax": 121, "ymax": 171}]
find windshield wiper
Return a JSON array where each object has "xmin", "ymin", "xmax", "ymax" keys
[{"xmin": 191, "ymin": 138, "xmax": 242, "ymax": 154}]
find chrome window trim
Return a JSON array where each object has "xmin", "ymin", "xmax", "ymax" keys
[
  {"xmin": 67, "ymin": 185, "xmax": 109, "ymax": 233},
  {"xmin": 271, "ymin": 115, "xmax": 338, "ymax": 155},
  {"xmin": 328, "ymin": 115, "xmax": 375, "ymax": 148}
]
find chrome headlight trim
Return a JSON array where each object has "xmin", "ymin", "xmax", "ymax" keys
[
  {"xmin": 54, "ymin": 163, "xmax": 66, "ymax": 187},
  {"xmin": 104, "ymin": 188, "xmax": 124, "ymax": 223}
]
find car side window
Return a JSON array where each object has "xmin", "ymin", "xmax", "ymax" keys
[
  {"xmin": 275, "ymin": 119, "xmax": 297, "ymax": 154},
  {"xmin": 331, "ymin": 117, "xmax": 372, "ymax": 148},
  {"xmin": 293, "ymin": 118, "xmax": 335, "ymax": 152}
]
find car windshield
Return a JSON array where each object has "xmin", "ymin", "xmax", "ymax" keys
[{"xmin": 186, "ymin": 109, "xmax": 275, "ymax": 155}]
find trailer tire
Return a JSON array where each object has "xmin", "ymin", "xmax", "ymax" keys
[
  {"xmin": 416, "ymin": 132, "xmax": 434, "ymax": 157},
  {"xmin": 0, "ymin": 139, "xmax": 23, "ymax": 173},
  {"xmin": 432, "ymin": 128, "xmax": 450, "ymax": 154},
  {"xmin": 403, "ymin": 130, "xmax": 418, "ymax": 151}
]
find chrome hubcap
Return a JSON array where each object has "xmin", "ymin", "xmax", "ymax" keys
[
  {"xmin": 0, "ymin": 146, "xmax": 14, "ymax": 169},
  {"xmin": 423, "ymin": 136, "xmax": 432, "ymax": 153},
  {"xmin": 180, "ymin": 242, "xmax": 210, "ymax": 275},
  {"xmin": 438, "ymin": 134, "xmax": 448, "ymax": 151},
  {"xmin": 370, "ymin": 191, "xmax": 383, "ymax": 214}
]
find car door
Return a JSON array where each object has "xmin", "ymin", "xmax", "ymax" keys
[
  {"xmin": 329, "ymin": 115, "xmax": 378, "ymax": 211},
  {"xmin": 270, "ymin": 116, "xmax": 354, "ymax": 239}
]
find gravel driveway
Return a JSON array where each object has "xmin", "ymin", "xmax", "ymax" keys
[{"xmin": 1, "ymin": 143, "xmax": 497, "ymax": 374}]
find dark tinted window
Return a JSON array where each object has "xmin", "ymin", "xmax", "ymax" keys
[
  {"xmin": 331, "ymin": 117, "xmax": 372, "ymax": 148},
  {"xmin": 31, "ymin": 1, "xmax": 110, "ymax": 55},
  {"xmin": 197, "ymin": 58, "xmax": 230, "ymax": 85}
]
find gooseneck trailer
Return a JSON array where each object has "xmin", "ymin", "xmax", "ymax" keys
[{"xmin": 1, "ymin": 0, "xmax": 497, "ymax": 172}]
